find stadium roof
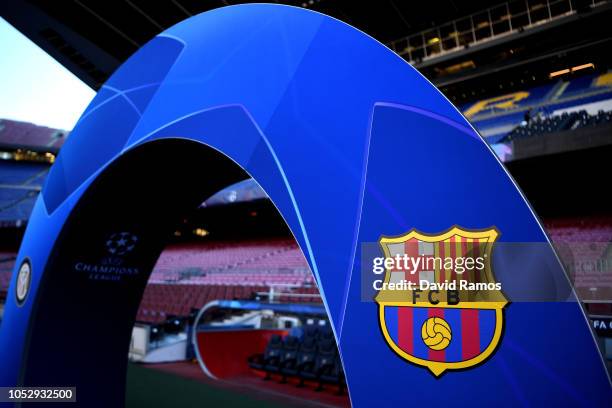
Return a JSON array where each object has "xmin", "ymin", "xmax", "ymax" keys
[
  {"xmin": 1, "ymin": 1, "xmax": 610, "ymax": 102},
  {"xmin": 0, "ymin": 0, "xmax": 526, "ymax": 87}
]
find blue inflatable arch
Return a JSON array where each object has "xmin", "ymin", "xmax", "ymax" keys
[{"xmin": 1, "ymin": 4, "xmax": 609, "ymax": 407}]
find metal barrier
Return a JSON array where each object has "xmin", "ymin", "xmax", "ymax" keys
[{"xmin": 388, "ymin": 0, "xmax": 607, "ymax": 65}]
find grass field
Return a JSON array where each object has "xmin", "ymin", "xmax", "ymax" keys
[{"xmin": 125, "ymin": 363, "xmax": 287, "ymax": 408}]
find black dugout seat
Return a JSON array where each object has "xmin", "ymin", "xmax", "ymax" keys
[
  {"xmin": 302, "ymin": 324, "xmax": 319, "ymax": 340},
  {"xmin": 249, "ymin": 327, "xmax": 346, "ymax": 392},
  {"xmin": 320, "ymin": 356, "xmax": 346, "ymax": 394},
  {"xmin": 248, "ymin": 334, "xmax": 283, "ymax": 373},
  {"xmin": 272, "ymin": 336, "xmax": 300, "ymax": 382},
  {"xmin": 299, "ymin": 339, "xmax": 336, "ymax": 383},
  {"xmin": 282, "ymin": 336, "xmax": 318, "ymax": 384}
]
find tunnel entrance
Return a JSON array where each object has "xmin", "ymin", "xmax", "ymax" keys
[{"xmin": 18, "ymin": 139, "xmax": 261, "ymax": 405}]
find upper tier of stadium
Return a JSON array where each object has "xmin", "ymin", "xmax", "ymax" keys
[
  {"xmin": 2, "ymin": 68, "xmax": 611, "ymax": 224},
  {"xmin": 462, "ymin": 71, "xmax": 612, "ymax": 142},
  {"xmin": 0, "ymin": 159, "xmax": 49, "ymax": 225},
  {"xmin": 0, "ymin": 118, "xmax": 67, "ymax": 149}
]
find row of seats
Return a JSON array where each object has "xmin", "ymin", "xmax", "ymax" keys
[
  {"xmin": 138, "ymin": 282, "xmax": 322, "ymax": 323},
  {"xmin": 0, "ymin": 160, "xmax": 49, "ymax": 223},
  {"xmin": 581, "ymin": 110, "xmax": 612, "ymax": 127},
  {"xmin": 501, "ymin": 109, "xmax": 612, "ymax": 142},
  {"xmin": 0, "ymin": 254, "xmax": 16, "ymax": 291},
  {"xmin": 140, "ymin": 241, "xmax": 318, "ymax": 321},
  {"xmin": 463, "ymin": 72, "xmax": 612, "ymax": 117},
  {"xmin": 150, "ymin": 240, "xmax": 308, "ymax": 281},
  {"xmin": 545, "ymin": 217, "xmax": 612, "ymax": 290},
  {"xmin": 176, "ymin": 271, "xmax": 313, "ymax": 286},
  {"xmin": 137, "ymin": 283, "xmax": 268, "ymax": 322},
  {"xmin": 0, "ymin": 119, "xmax": 66, "ymax": 148},
  {"xmin": 248, "ymin": 325, "xmax": 345, "ymax": 394},
  {"xmin": 0, "ymin": 161, "xmax": 50, "ymax": 185},
  {"xmin": 0, "ymin": 188, "xmax": 39, "ymax": 222}
]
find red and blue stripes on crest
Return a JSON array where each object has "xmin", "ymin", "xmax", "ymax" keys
[{"xmin": 383, "ymin": 306, "xmax": 496, "ymax": 363}]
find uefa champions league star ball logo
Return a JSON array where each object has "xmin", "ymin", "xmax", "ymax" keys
[
  {"xmin": 105, "ymin": 232, "xmax": 138, "ymax": 256},
  {"xmin": 73, "ymin": 232, "xmax": 140, "ymax": 281}
]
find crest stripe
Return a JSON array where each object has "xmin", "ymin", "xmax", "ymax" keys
[
  {"xmin": 471, "ymin": 239, "xmax": 479, "ymax": 284},
  {"xmin": 444, "ymin": 308, "xmax": 462, "ymax": 362},
  {"xmin": 428, "ymin": 308, "xmax": 446, "ymax": 362},
  {"xmin": 403, "ymin": 239, "xmax": 418, "ymax": 283},
  {"xmin": 437, "ymin": 240, "xmax": 444, "ymax": 283},
  {"xmin": 443, "ymin": 238, "xmax": 451, "ymax": 282},
  {"xmin": 474, "ymin": 239, "xmax": 482, "ymax": 283},
  {"xmin": 461, "ymin": 309, "xmax": 480, "ymax": 360},
  {"xmin": 398, "ymin": 307, "xmax": 414, "ymax": 354},
  {"xmin": 479, "ymin": 309, "xmax": 496, "ymax": 352},
  {"xmin": 449, "ymin": 236, "xmax": 457, "ymax": 282},
  {"xmin": 386, "ymin": 306, "xmax": 399, "ymax": 344},
  {"xmin": 412, "ymin": 308, "xmax": 429, "ymax": 359},
  {"xmin": 461, "ymin": 238, "xmax": 469, "ymax": 282}
]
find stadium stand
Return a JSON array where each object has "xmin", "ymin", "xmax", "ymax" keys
[
  {"xmin": 463, "ymin": 72, "xmax": 612, "ymax": 142},
  {"xmin": 0, "ymin": 188, "xmax": 38, "ymax": 223},
  {"xmin": 0, "ymin": 252, "xmax": 15, "ymax": 286},
  {"xmin": 137, "ymin": 240, "xmax": 319, "ymax": 323},
  {"xmin": 150, "ymin": 240, "xmax": 306, "ymax": 277},
  {"xmin": 136, "ymin": 284, "xmax": 265, "ymax": 323},
  {"xmin": 0, "ymin": 120, "xmax": 55, "ymax": 225},
  {"xmin": 545, "ymin": 217, "xmax": 612, "ymax": 296},
  {"xmin": 0, "ymin": 160, "xmax": 50, "ymax": 223},
  {"xmin": 0, "ymin": 119, "xmax": 67, "ymax": 149},
  {"xmin": 499, "ymin": 109, "xmax": 612, "ymax": 142},
  {"xmin": 137, "ymin": 283, "xmax": 320, "ymax": 323},
  {"xmin": 149, "ymin": 240, "xmax": 313, "ymax": 286},
  {"xmin": 0, "ymin": 161, "xmax": 49, "ymax": 185},
  {"xmin": 546, "ymin": 217, "xmax": 612, "ymax": 244}
]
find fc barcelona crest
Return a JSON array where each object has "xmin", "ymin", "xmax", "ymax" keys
[{"xmin": 376, "ymin": 226, "xmax": 507, "ymax": 377}]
